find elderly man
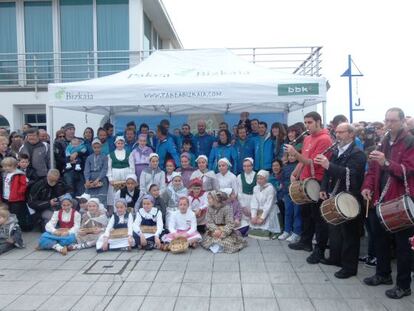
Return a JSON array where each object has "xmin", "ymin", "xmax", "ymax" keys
[
  {"xmin": 27, "ymin": 169, "xmax": 72, "ymax": 229},
  {"xmin": 193, "ymin": 119, "xmax": 215, "ymax": 157},
  {"xmin": 315, "ymin": 123, "xmax": 367, "ymax": 278},
  {"xmin": 20, "ymin": 128, "xmax": 50, "ymax": 181}
]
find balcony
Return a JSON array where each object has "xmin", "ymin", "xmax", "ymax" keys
[{"xmin": 0, "ymin": 46, "xmax": 322, "ymax": 89}]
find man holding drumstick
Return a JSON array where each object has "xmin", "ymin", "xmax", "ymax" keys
[
  {"xmin": 361, "ymin": 107, "xmax": 414, "ymax": 299},
  {"xmin": 314, "ymin": 123, "xmax": 366, "ymax": 279},
  {"xmin": 285, "ymin": 111, "xmax": 332, "ymax": 264}
]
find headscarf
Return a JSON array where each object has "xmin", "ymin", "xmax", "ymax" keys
[{"xmin": 218, "ymin": 157, "xmax": 232, "ymax": 167}]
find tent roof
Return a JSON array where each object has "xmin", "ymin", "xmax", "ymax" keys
[{"xmin": 48, "ymin": 49, "xmax": 326, "ymax": 116}]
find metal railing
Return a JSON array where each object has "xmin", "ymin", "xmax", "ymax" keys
[{"xmin": 0, "ymin": 47, "xmax": 322, "ymax": 88}]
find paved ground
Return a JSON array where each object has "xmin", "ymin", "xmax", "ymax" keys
[{"xmin": 0, "ymin": 233, "xmax": 413, "ymax": 311}]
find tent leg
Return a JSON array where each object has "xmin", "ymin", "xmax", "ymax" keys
[
  {"xmin": 47, "ymin": 105, "xmax": 55, "ymax": 169},
  {"xmin": 322, "ymin": 101, "xmax": 327, "ymax": 127}
]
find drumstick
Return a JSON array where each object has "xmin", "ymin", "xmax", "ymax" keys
[{"xmin": 365, "ymin": 199, "xmax": 369, "ymax": 218}]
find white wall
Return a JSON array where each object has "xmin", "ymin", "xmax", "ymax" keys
[{"xmin": 287, "ymin": 103, "xmax": 323, "ymax": 126}]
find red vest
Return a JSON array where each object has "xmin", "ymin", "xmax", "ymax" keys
[{"xmin": 58, "ymin": 208, "xmax": 75, "ymax": 229}]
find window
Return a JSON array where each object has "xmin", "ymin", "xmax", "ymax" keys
[
  {"xmin": 24, "ymin": 1, "xmax": 54, "ymax": 85},
  {"xmin": 96, "ymin": 0, "xmax": 129, "ymax": 77},
  {"xmin": 24, "ymin": 113, "xmax": 47, "ymax": 130},
  {"xmin": 60, "ymin": 0, "xmax": 94, "ymax": 82},
  {"xmin": 0, "ymin": 2, "xmax": 18, "ymax": 85},
  {"xmin": 143, "ymin": 13, "xmax": 152, "ymax": 57}
]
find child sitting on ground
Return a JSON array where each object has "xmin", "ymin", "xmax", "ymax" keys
[
  {"xmin": 163, "ymin": 197, "xmax": 202, "ymax": 248},
  {"xmin": 0, "ymin": 205, "xmax": 24, "ymax": 254},
  {"xmin": 69, "ymin": 198, "xmax": 108, "ymax": 250},
  {"xmin": 37, "ymin": 194, "xmax": 81, "ymax": 255},
  {"xmin": 96, "ymin": 198, "xmax": 134, "ymax": 252},
  {"xmin": 188, "ymin": 178, "xmax": 208, "ymax": 234},
  {"xmin": 132, "ymin": 195, "xmax": 163, "ymax": 250},
  {"xmin": 2, "ymin": 157, "xmax": 31, "ymax": 231},
  {"xmin": 65, "ymin": 137, "xmax": 87, "ymax": 171}
]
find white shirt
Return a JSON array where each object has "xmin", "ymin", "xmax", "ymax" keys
[
  {"xmin": 338, "ymin": 142, "xmax": 352, "ymax": 157},
  {"xmin": 103, "ymin": 213, "xmax": 133, "ymax": 238},
  {"xmin": 216, "ymin": 171, "xmax": 238, "ymax": 195},
  {"xmin": 132, "ymin": 207, "xmax": 163, "ymax": 238},
  {"xmin": 45, "ymin": 209, "xmax": 81, "ymax": 235},
  {"xmin": 250, "ymin": 183, "xmax": 275, "ymax": 219},
  {"xmin": 3, "ymin": 172, "xmax": 12, "ymax": 200},
  {"xmin": 106, "ymin": 149, "xmax": 135, "ymax": 182},
  {"xmin": 168, "ymin": 209, "xmax": 197, "ymax": 235}
]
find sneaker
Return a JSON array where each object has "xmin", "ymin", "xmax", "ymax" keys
[
  {"xmin": 75, "ymin": 164, "xmax": 82, "ymax": 171},
  {"xmin": 385, "ymin": 286, "xmax": 411, "ymax": 299},
  {"xmin": 278, "ymin": 231, "xmax": 291, "ymax": 241},
  {"xmin": 365, "ymin": 256, "xmax": 377, "ymax": 268},
  {"xmin": 65, "ymin": 163, "xmax": 72, "ymax": 170},
  {"xmin": 286, "ymin": 233, "xmax": 300, "ymax": 243},
  {"xmin": 363, "ymin": 274, "xmax": 393, "ymax": 286}
]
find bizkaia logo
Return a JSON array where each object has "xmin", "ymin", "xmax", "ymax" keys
[{"xmin": 55, "ymin": 88, "xmax": 93, "ymax": 101}]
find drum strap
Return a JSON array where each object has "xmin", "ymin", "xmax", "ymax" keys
[
  {"xmin": 330, "ymin": 167, "xmax": 350, "ymax": 198},
  {"xmin": 377, "ymin": 164, "xmax": 409, "ymax": 205}
]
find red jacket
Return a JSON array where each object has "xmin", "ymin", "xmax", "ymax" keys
[
  {"xmin": 6, "ymin": 170, "xmax": 27, "ymax": 202},
  {"xmin": 299, "ymin": 128, "xmax": 333, "ymax": 182},
  {"xmin": 362, "ymin": 129, "xmax": 414, "ymax": 204}
]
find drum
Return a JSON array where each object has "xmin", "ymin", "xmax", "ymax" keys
[
  {"xmin": 289, "ymin": 178, "xmax": 320, "ymax": 205},
  {"xmin": 320, "ymin": 192, "xmax": 360, "ymax": 225},
  {"xmin": 376, "ymin": 195, "xmax": 414, "ymax": 233}
]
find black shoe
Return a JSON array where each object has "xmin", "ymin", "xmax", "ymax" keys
[
  {"xmin": 334, "ymin": 269, "xmax": 356, "ymax": 279},
  {"xmin": 385, "ymin": 286, "xmax": 411, "ymax": 299},
  {"xmin": 288, "ymin": 241, "xmax": 312, "ymax": 252},
  {"xmin": 364, "ymin": 256, "xmax": 377, "ymax": 268},
  {"xmin": 363, "ymin": 274, "xmax": 393, "ymax": 286},
  {"xmin": 306, "ymin": 249, "xmax": 324, "ymax": 264}
]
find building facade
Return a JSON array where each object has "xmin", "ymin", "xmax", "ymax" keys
[{"xmin": 0, "ymin": 0, "xmax": 182, "ymax": 132}]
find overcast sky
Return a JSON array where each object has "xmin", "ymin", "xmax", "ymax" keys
[{"xmin": 163, "ymin": 0, "xmax": 413, "ymax": 123}]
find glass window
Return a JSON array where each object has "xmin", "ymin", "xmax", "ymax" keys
[
  {"xmin": 60, "ymin": 0, "xmax": 93, "ymax": 82},
  {"xmin": 143, "ymin": 13, "xmax": 151, "ymax": 57},
  {"xmin": 97, "ymin": 0, "xmax": 129, "ymax": 77},
  {"xmin": 24, "ymin": 1, "xmax": 54, "ymax": 85},
  {"xmin": 157, "ymin": 36, "xmax": 162, "ymax": 50},
  {"xmin": 0, "ymin": 2, "xmax": 18, "ymax": 85},
  {"xmin": 24, "ymin": 113, "xmax": 47, "ymax": 130}
]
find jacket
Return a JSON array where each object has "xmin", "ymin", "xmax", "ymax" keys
[
  {"xmin": 362, "ymin": 129, "xmax": 414, "ymax": 203},
  {"xmin": 5, "ymin": 170, "xmax": 27, "ymax": 202},
  {"xmin": 193, "ymin": 133, "xmax": 215, "ymax": 157},
  {"xmin": 209, "ymin": 144, "xmax": 238, "ymax": 174},
  {"xmin": 20, "ymin": 141, "xmax": 50, "ymax": 178},
  {"xmin": 321, "ymin": 141, "xmax": 367, "ymax": 199},
  {"xmin": 253, "ymin": 133, "xmax": 274, "ymax": 171},
  {"xmin": 27, "ymin": 177, "xmax": 71, "ymax": 212},
  {"xmin": 234, "ymin": 138, "xmax": 255, "ymax": 174},
  {"xmin": 156, "ymin": 137, "xmax": 181, "ymax": 170}
]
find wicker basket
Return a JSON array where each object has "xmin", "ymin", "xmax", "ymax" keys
[
  {"xmin": 109, "ymin": 228, "xmax": 129, "ymax": 239},
  {"xmin": 82, "ymin": 227, "xmax": 99, "ymax": 234},
  {"xmin": 112, "ymin": 181, "xmax": 126, "ymax": 191},
  {"xmin": 140, "ymin": 225, "xmax": 157, "ymax": 234},
  {"xmin": 55, "ymin": 228, "xmax": 69, "ymax": 235},
  {"xmin": 169, "ymin": 236, "xmax": 189, "ymax": 254}
]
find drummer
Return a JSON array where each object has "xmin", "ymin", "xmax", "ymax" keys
[
  {"xmin": 361, "ymin": 107, "xmax": 414, "ymax": 299},
  {"xmin": 284, "ymin": 111, "xmax": 332, "ymax": 264},
  {"xmin": 314, "ymin": 123, "xmax": 366, "ymax": 279}
]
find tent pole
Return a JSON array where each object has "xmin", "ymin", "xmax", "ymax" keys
[
  {"xmin": 47, "ymin": 105, "xmax": 55, "ymax": 169},
  {"xmin": 322, "ymin": 101, "xmax": 327, "ymax": 127}
]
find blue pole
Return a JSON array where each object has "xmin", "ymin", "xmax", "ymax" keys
[{"xmin": 348, "ymin": 55, "xmax": 353, "ymax": 123}]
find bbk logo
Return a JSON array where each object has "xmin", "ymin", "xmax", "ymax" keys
[
  {"xmin": 278, "ymin": 83, "xmax": 319, "ymax": 96},
  {"xmin": 288, "ymin": 86, "xmax": 309, "ymax": 94}
]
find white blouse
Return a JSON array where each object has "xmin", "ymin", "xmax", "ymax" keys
[{"xmin": 45, "ymin": 209, "xmax": 81, "ymax": 235}]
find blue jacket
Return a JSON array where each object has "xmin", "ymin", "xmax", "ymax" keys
[
  {"xmin": 253, "ymin": 134, "xmax": 274, "ymax": 171},
  {"xmin": 193, "ymin": 133, "xmax": 215, "ymax": 157},
  {"xmin": 209, "ymin": 144, "xmax": 238, "ymax": 174},
  {"xmin": 156, "ymin": 137, "xmax": 181, "ymax": 170},
  {"xmin": 281, "ymin": 161, "xmax": 298, "ymax": 196},
  {"xmin": 176, "ymin": 133, "xmax": 195, "ymax": 153},
  {"xmin": 234, "ymin": 138, "xmax": 255, "ymax": 174}
]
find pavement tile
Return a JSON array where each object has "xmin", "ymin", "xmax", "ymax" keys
[
  {"xmin": 296, "ymin": 272, "xmax": 331, "ymax": 284},
  {"xmin": 0, "ymin": 281, "xmax": 37, "ymax": 295},
  {"xmin": 268, "ymin": 272, "xmax": 300, "ymax": 284},
  {"xmin": 240, "ymin": 261, "xmax": 266, "ymax": 272},
  {"xmin": 211, "ymin": 283, "xmax": 242, "ymax": 298},
  {"xmin": 311, "ymin": 298, "xmax": 351, "ymax": 311},
  {"xmin": 183, "ymin": 271, "xmax": 212, "ymax": 283},
  {"xmin": 160, "ymin": 261, "xmax": 188, "ymax": 272},
  {"xmin": 377, "ymin": 298, "xmax": 414, "ymax": 311},
  {"xmin": 213, "ymin": 261, "xmax": 239, "ymax": 272},
  {"xmin": 209, "ymin": 298, "xmax": 244, "ymax": 311},
  {"xmin": 140, "ymin": 296, "xmax": 177, "ymax": 311},
  {"xmin": 55, "ymin": 281, "xmax": 93, "ymax": 296},
  {"xmin": 272, "ymin": 284, "xmax": 308, "ymax": 298},
  {"xmin": 86, "ymin": 281, "xmax": 122, "ymax": 296},
  {"xmin": 147, "ymin": 282, "xmax": 181, "ymax": 297},
  {"xmin": 277, "ymin": 298, "xmax": 315, "ymax": 311},
  {"xmin": 242, "ymin": 283, "xmax": 275, "ymax": 298},
  {"xmin": 135, "ymin": 260, "xmax": 163, "ymax": 271},
  {"xmin": 345, "ymin": 298, "xmax": 388, "ymax": 311},
  {"xmin": 3, "ymin": 294, "xmax": 50, "ymax": 311},
  {"xmin": 126, "ymin": 270, "xmax": 158, "ymax": 282},
  {"xmin": 241, "ymin": 272, "xmax": 271, "ymax": 283},
  {"xmin": 0, "ymin": 295, "xmax": 19, "ymax": 309},
  {"xmin": 334, "ymin": 284, "xmax": 372, "ymax": 299},
  {"xmin": 291, "ymin": 261, "xmax": 323, "ymax": 272},
  {"xmin": 303, "ymin": 284, "xmax": 341, "ymax": 299},
  {"xmin": 186, "ymin": 261, "xmax": 213, "ymax": 272},
  {"xmin": 71, "ymin": 295, "xmax": 113, "ymax": 311},
  {"xmin": 105, "ymin": 296, "xmax": 143, "ymax": 311},
  {"xmin": 212, "ymin": 271, "xmax": 240, "ymax": 283},
  {"xmin": 265, "ymin": 262, "xmax": 294, "ymax": 273},
  {"xmin": 38, "ymin": 295, "xmax": 82, "ymax": 311},
  {"xmin": 154, "ymin": 271, "xmax": 184, "ymax": 283},
  {"xmin": 174, "ymin": 297, "xmax": 209, "ymax": 311},
  {"xmin": 244, "ymin": 298, "xmax": 280, "ymax": 311},
  {"xmin": 117, "ymin": 281, "xmax": 152, "ymax": 296},
  {"xmin": 179, "ymin": 282, "xmax": 210, "ymax": 297},
  {"xmin": 26, "ymin": 281, "xmax": 66, "ymax": 295}
]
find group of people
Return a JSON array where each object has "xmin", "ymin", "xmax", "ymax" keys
[{"xmin": 0, "ymin": 109, "xmax": 414, "ymax": 300}]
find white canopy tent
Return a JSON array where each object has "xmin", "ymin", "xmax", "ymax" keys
[{"xmin": 48, "ymin": 48, "xmax": 326, "ymax": 120}]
